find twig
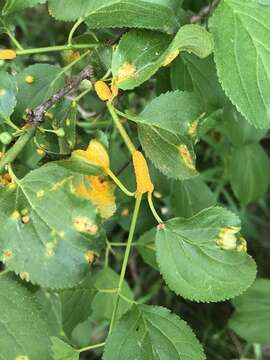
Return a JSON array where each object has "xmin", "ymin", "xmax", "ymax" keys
[
  {"xmin": 0, "ymin": 65, "xmax": 95, "ymax": 174},
  {"xmin": 27, "ymin": 65, "xmax": 95, "ymax": 124}
]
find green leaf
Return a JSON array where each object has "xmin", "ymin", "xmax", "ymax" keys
[
  {"xmin": 136, "ymin": 227, "xmax": 158, "ymax": 270},
  {"xmin": 91, "ymin": 267, "xmax": 133, "ymax": 321},
  {"xmin": 129, "ymin": 90, "xmax": 204, "ymax": 179},
  {"xmin": 171, "ymin": 54, "xmax": 226, "ymax": 112},
  {"xmin": 103, "ymin": 304, "xmax": 205, "ymax": 360},
  {"xmin": 0, "ymin": 71, "xmax": 17, "ymax": 123},
  {"xmin": 220, "ymin": 104, "xmax": 267, "ymax": 146},
  {"xmin": 112, "ymin": 25, "xmax": 213, "ymax": 90},
  {"xmin": 51, "ymin": 337, "xmax": 79, "ymax": 360},
  {"xmin": 0, "ymin": 163, "xmax": 105, "ymax": 289},
  {"xmin": 170, "ymin": 177, "xmax": 217, "ymax": 218},
  {"xmin": 155, "ymin": 207, "xmax": 257, "ymax": 302},
  {"xmin": 2, "ymin": 0, "xmax": 46, "ymax": 15},
  {"xmin": 229, "ymin": 143, "xmax": 270, "ymax": 205},
  {"xmin": 16, "ymin": 64, "xmax": 65, "ymax": 116},
  {"xmin": 49, "ymin": 0, "xmax": 180, "ymax": 34},
  {"xmin": 0, "ymin": 275, "xmax": 54, "ymax": 360},
  {"xmin": 60, "ymin": 275, "xmax": 96, "ymax": 338},
  {"xmin": 210, "ymin": 0, "xmax": 270, "ymax": 128},
  {"xmin": 229, "ymin": 278, "xmax": 270, "ymax": 345}
]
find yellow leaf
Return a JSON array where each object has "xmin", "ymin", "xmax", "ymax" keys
[
  {"xmin": 132, "ymin": 151, "xmax": 154, "ymax": 194},
  {"xmin": 75, "ymin": 176, "xmax": 116, "ymax": 219},
  {"xmin": 73, "ymin": 139, "xmax": 110, "ymax": 170}
]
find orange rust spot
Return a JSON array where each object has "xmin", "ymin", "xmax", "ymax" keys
[
  {"xmin": 157, "ymin": 223, "xmax": 166, "ymax": 230},
  {"xmin": 162, "ymin": 50, "xmax": 180, "ymax": 67},
  {"xmin": 179, "ymin": 144, "xmax": 195, "ymax": 170},
  {"xmin": 74, "ymin": 216, "xmax": 98, "ymax": 235},
  {"xmin": 121, "ymin": 208, "xmax": 129, "ymax": 217},
  {"xmin": 84, "ymin": 250, "xmax": 97, "ymax": 264},
  {"xmin": 25, "ymin": 75, "xmax": 34, "ymax": 84},
  {"xmin": 21, "ymin": 215, "xmax": 30, "ymax": 224},
  {"xmin": 116, "ymin": 62, "xmax": 136, "ymax": 83},
  {"xmin": 19, "ymin": 272, "xmax": 30, "ymax": 282}
]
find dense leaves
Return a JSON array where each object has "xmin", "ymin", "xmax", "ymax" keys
[
  {"xmin": 103, "ymin": 305, "xmax": 206, "ymax": 360},
  {"xmin": 0, "ymin": 276, "xmax": 54, "ymax": 360},
  {"xmin": 229, "ymin": 279, "xmax": 270, "ymax": 344},
  {"xmin": 0, "ymin": 71, "xmax": 17, "ymax": 123},
  {"xmin": 210, "ymin": 0, "xmax": 270, "ymax": 128}
]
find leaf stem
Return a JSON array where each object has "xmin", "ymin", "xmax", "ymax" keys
[
  {"xmin": 106, "ymin": 168, "xmax": 134, "ymax": 197},
  {"xmin": 0, "ymin": 126, "xmax": 35, "ymax": 174},
  {"xmin": 78, "ymin": 341, "xmax": 106, "ymax": 353},
  {"xmin": 16, "ymin": 44, "xmax": 96, "ymax": 55},
  {"xmin": 147, "ymin": 192, "xmax": 163, "ymax": 224},
  {"xmin": 109, "ymin": 194, "xmax": 142, "ymax": 334},
  {"xmin": 107, "ymin": 102, "xmax": 136, "ymax": 155},
  {"xmin": 68, "ymin": 17, "xmax": 85, "ymax": 46}
]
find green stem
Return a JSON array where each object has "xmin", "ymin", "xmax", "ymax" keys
[
  {"xmin": 0, "ymin": 126, "xmax": 36, "ymax": 174},
  {"xmin": 6, "ymin": 31, "xmax": 24, "ymax": 51},
  {"xmin": 107, "ymin": 102, "xmax": 136, "ymax": 155},
  {"xmin": 73, "ymin": 84, "xmax": 93, "ymax": 102},
  {"xmin": 16, "ymin": 44, "xmax": 96, "ymax": 56},
  {"xmin": 78, "ymin": 342, "xmax": 106, "ymax": 354},
  {"xmin": 147, "ymin": 192, "xmax": 163, "ymax": 224},
  {"xmin": 109, "ymin": 194, "xmax": 142, "ymax": 334},
  {"xmin": 254, "ymin": 344, "xmax": 262, "ymax": 360},
  {"xmin": 106, "ymin": 168, "xmax": 134, "ymax": 197},
  {"xmin": 68, "ymin": 17, "xmax": 85, "ymax": 46}
]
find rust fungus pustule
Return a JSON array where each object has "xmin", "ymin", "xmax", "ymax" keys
[
  {"xmin": 157, "ymin": 223, "xmax": 166, "ymax": 230},
  {"xmin": 84, "ymin": 250, "xmax": 97, "ymax": 265},
  {"xmin": 74, "ymin": 216, "xmax": 98, "ymax": 235}
]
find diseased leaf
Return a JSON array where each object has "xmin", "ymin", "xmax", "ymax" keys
[
  {"xmin": 103, "ymin": 304, "xmax": 206, "ymax": 360},
  {"xmin": 210, "ymin": 0, "xmax": 270, "ymax": 128},
  {"xmin": 229, "ymin": 143, "xmax": 270, "ymax": 205},
  {"xmin": 0, "ymin": 275, "xmax": 54, "ymax": 360},
  {"xmin": 51, "ymin": 337, "xmax": 79, "ymax": 360},
  {"xmin": 91, "ymin": 267, "xmax": 133, "ymax": 321},
  {"xmin": 2, "ymin": 0, "xmax": 46, "ymax": 15},
  {"xmin": 49, "ymin": 0, "xmax": 180, "ymax": 34},
  {"xmin": 155, "ymin": 207, "xmax": 257, "ymax": 302},
  {"xmin": 0, "ymin": 163, "xmax": 105, "ymax": 289},
  {"xmin": 16, "ymin": 64, "xmax": 65, "ymax": 116},
  {"xmin": 127, "ymin": 91, "xmax": 204, "ymax": 179},
  {"xmin": 112, "ymin": 25, "xmax": 213, "ymax": 90},
  {"xmin": 0, "ymin": 71, "xmax": 17, "ymax": 123},
  {"xmin": 229, "ymin": 278, "xmax": 270, "ymax": 345}
]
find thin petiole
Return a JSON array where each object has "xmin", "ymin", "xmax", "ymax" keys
[
  {"xmin": 107, "ymin": 102, "xmax": 136, "ymax": 155},
  {"xmin": 106, "ymin": 168, "xmax": 135, "ymax": 197},
  {"xmin": 77, "ymin": 342, "xmax": 106, "ymax": 353},
  {"xmin": 147, "ymin": 192, "xmax": 163, "ymax": 224},
  {"xmin": 16, "ymin": 44, "xmax": 96, "ymax": 56}
]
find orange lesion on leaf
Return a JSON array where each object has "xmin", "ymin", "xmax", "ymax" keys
[
  {"xmin": 132, "ymin": 151, "xmax": 154, "ymax": 194},
  {"xmin": 116, "ymin": 62, "xmax": 136, "ymax": 84},
  {"xmin": 73, "ymin": 216, "xmax": 99, "ymax": 234},
  {"xmin": 216, "ymin": 226, "xmax": 241, "ymax": 251},
  {"xmin": 16, "ymin": 356, "xmax": 29, "ymax": 360},
  {"xmin": 179, "ymin": 144, "xmax": 196, "ymax": 170},
  {"xmin": 19, "ymin": 272, "xmax": 30, "ymax": 282},
  {"xmin": 2, "ymin": 249, "xmax": 13, "ymax": 262},
  {"xmin": 84, "ymin": 250, "xmax": 97, "ymax": 264},
  {"xmin": 75, "ymin": 176, "xmax": 116, "ymax": 219},
  {"xmin": 162, "ymin": 50, "xmax": 180, "ymax": 67}
]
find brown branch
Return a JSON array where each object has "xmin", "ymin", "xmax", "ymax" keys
[
  {"xmin": 0, "ymin": 65, "xmax": 95, "ymax": 174},
  {"xmin": 27, "ymin": 65, "xmax": 95, "ymax": 124}
]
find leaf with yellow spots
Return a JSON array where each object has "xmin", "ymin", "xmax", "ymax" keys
[
  {"xmin": 0, "ymin": 163, "xmax": 106, "ymax": 289},
  {"xmin": 125, "ymin": 91, "xmax": 203, "ymax": 179},
  {"xmin": 112, "ymin": 25, "xmax": 213, "ymax": 90},
  {"xmin": 0, "ymin": 275, "xmax": 55, "ymax": 359},
  {"xmin": 155, "ymin": 207, "xmax": 257, "ymax": 302},
  {"xmin": 0, "ymin": 71, "xmax": 17, "ymax": 123}
]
